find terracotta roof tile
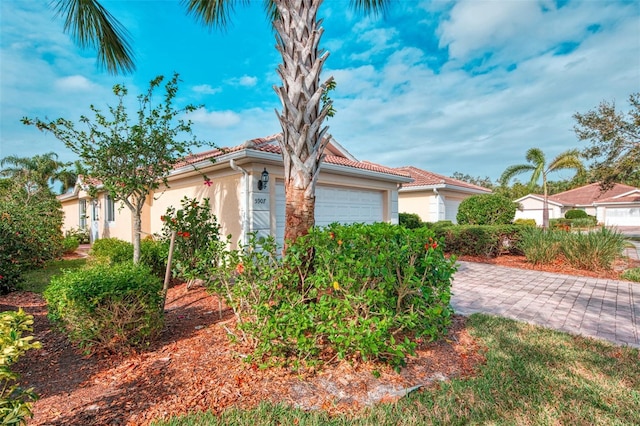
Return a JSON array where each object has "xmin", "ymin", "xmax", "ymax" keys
[
  {"xmin": 549, "ymin": 182, "xmax": 638, "ymax": 205},
  {"xmin": 176, "ymin": 134, "xmax": 409, "ymax": 178},
  {"xmin": 395, "ymin": 166, "xmax": 491, "ymax": 192}
]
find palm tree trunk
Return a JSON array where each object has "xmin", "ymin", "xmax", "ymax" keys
[
  {"xmin": 542, "ymin": 175, "xmax": 549, "ymax": 229},
  {"xmin": 273, "ymin": 0, "xmax": 334, "ymax": 247}
]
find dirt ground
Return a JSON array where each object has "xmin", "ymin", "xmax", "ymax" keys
[{"xmin": 3, "ymin": 251, "xmax": 637, "ymax": 425}]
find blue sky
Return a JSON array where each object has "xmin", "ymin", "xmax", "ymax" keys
[{"xmin": 1, "ymin": 0, "xmax": 638, "ymax": 182}]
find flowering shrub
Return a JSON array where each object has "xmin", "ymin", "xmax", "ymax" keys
[
  {"xmin": 0, "ymin": 309, "xmax": 41, "ymax": 423},
  {"xmin": 208, "ymin": 223, "xmax": 457, "ymax": 369},
  {"xmin": 160, "ymin": 197, "xmax": 221, "ymax": 281}
]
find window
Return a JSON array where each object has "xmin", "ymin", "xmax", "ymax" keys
[
  {"xmin": 105, "ymin": 195, "xmax": 115, "ymax": 222},
  {"xmin": 79, "ymin": 200, "xmax": 87, "ymax": 228}
]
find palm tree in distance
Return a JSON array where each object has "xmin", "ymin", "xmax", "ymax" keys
[
  {"xmin": 500, "ymin": 148, "xmax": 584, "ymax": 228},
  {"xmin": 53, "ymin": 0, "xmax": 388, "ymax": 247},
  {"xmin": 0, "ymin": 152, "xmax": 71, "ymax": 194}
]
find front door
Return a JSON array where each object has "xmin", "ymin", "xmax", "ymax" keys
[{"xmin": 91, "ymin": 200, "xmax": 99, "ymax": 243}]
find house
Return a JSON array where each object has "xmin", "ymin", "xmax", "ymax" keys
[
  {"xmin": 514, "ymin": 182, "xmax": 640, "ymax": 226},
  {"xmin": 395, "ymin": 166, "xmax": 492, "ymax": 224},
  {"xmin": 58, "ymin": 135, "xmax": 412, "ymax": 248}
]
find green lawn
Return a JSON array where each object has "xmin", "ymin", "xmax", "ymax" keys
[
  {"xmin": 20, "ymin": 258, "xmax": 87, "ymax": 293},
  {"xmin": 155, "ymin": 314, "xmax": 640, "ymax": 426}
]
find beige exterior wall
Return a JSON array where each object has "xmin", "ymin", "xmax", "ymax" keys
[
  {"xmin": 153, "ymin": 171, "xmax": 243, "ymax": 246},
  {"xmin": 514, "ymin": 197, "xmax": 563, "ymax": 225},
  {"xmin": 398, "ymin": 191, "xmax": 436, "ymax": 223},
  {"xmin": 59, "ymin": 197, "xmax": 82, "ymax": 234}
]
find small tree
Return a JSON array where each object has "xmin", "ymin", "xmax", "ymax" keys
[
  {"xmin": 23, "ymin": 74, "xmax": 204, "ymax": 264},
  {"xmin": 457, "ymin": 194, "xmax": 518, "ymax": 225},
  {"xmin": 500, "ymin": 148, "xmax": 583, "ymax": 229},
  {"xmin": 574, "ymin": 93, "xmax": 640, "ymax": 188}
]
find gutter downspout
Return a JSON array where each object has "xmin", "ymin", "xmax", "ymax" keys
[
  {"xmin": 230, "ymin": 159, "xmax": 249, "ymax": 248},
  {"xmin": 433, "ymin": 188, "xmax": 441, "ymax": 222}
]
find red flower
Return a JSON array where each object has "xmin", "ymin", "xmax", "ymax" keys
[
  {"xmin": 432, "ymin": 242, "xmax": 438, "ymax": 249},
  {"xmin": 236, "ymin": 263, "xmax": 244, "ymax": 274},
  {"xmin": 329, "ymin": 232, "xmax": 335, "ymax": 240},
  {"xmin": 160, "ymin": 215, "xmax": 166, "ymax": 222},
  {"xmin": 203, "ymin": 177, "xmax": 213, "ymax": 187},
  {"xmin": 181, "ymin": 232, "xmax": 191, "ymax": 238}
]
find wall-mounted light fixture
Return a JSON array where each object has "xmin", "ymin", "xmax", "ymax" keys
[{"xmin": 257, "ymin": 168, "xmax": 269, "ymax": 191}]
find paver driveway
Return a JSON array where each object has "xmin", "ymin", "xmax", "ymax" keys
[{"xmin": 451, "ymin": 261, "xmax": 640, "ymax": 349}]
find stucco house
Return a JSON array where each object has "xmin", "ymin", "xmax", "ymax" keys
[
  {"xmin": 395, "ymin": 166, "xmax": 492, "ymax": 224},
  {"xmin": 58, "ymin": 135, "xmax": 411, "ymax": 248},
  {"xmin": 514, "ymin": 182, "xmax": 640, "ymax": 226}
]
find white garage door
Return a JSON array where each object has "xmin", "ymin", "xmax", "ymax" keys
[
  {"xmin": 276, "ymin": 182, "xmax": 383, "ymax": 246},
  {"xmin": 604, "ymin": 207, "xmax": 640, "ymax": 226}
]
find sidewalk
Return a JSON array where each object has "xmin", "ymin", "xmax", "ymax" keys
[{"xmin": 451, "ymin": 261, "xmax": 639, "ymax": 349}]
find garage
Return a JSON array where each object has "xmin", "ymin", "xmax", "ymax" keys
[
  {"xmin": 602, "ymin": 207, "xmax": 640, "ymax": 226},
  {"xmin": 275, "ymin": 182, "xmax": 384, "ymax": 246}
]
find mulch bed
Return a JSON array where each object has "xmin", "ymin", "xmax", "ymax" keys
[
  {"xmin": 4, "ymin": 284, "xmax": 484, "ymax": 426},
  {"xmin": 5, "ymin": 249, "xmax": 636, "ymax": 425}
]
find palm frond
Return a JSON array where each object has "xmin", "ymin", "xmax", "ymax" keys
[
  {"xmin": 525, "ymin": 147, "xmax": 545, "ymax": 166},
  {"xmin": 351, "ymin": 0, "xmax": 388, "ymax": 16},
  {"xmin": 499, "ymin": 164, "xmax": 535, "ymax": 186},
  {"xmin": 53, "ymin": 0, "xmax": 135, "ymax": 74},
  {"xmin": 183, "ymin": 0, "xmax": 250, "ymax": 29}
]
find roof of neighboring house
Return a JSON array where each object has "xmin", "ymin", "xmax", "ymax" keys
[
  {"xmin": 547, "ymin": 182, "xmax": 639, "ymax": 206},
  {"xmin": 594, "ymin": 189, "xmax": 640, "ymax": 205},
  {"xmin": 395, "ymin": 166, "xmax": 492, "ymax": 193},
  {"xmin": 176, "ymin": 134, "xmax": 411, "ymax": 178}
]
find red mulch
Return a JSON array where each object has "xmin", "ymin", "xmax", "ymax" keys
[{"xmin": 4, "ymin": 249, "xmax": 637, "ymax": 425}]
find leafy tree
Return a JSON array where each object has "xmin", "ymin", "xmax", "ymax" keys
[
  {"xmin": 574, "ymin": 93, "xmax": 640, "ymax": 188},
  {"xmin": 450, "ymin": 172, "xmax": 495, "ymax": 189},
  {"xmin": 456, "ymin": 194, "xmax": 517, "ymax": 225},
  {"xmin": 0, "ymin": 152, "xmax": 71, "ymax": 195},
  {"xmin": 22, "ymin": 74, "xmax": 203, "ymax": 264},
  {"xmin": 500, "ymin": 148, "xmax": 583, "ymax": 228},
  {"xmin": 0, "ymin": 176, "xmax": 64, "ymax": 293},
  {"xmin": 51, "ymin": 0, "xmax": 388, "ymax": 248}
]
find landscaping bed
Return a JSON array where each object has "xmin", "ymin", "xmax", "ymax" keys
[{"xmin": 3, "ymin": 283, "xmax": 484, "ymax": 426}]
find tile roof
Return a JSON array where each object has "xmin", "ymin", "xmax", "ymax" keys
[
  {"xmin": 176, "ymin": 134, "xmax": 410, "ymax": 178},
  {"xmin": 395, "ymin": 166, "xmax": 492, "ymax": 192},
  {"xmin": 547, "ymin": 182, "xmax": 639, "ymax": 206},
  {"xmin": 595, "ymin": 190, "xmax": 640, "ymax": 204}
]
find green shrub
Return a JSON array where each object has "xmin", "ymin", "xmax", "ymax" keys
[
  {"xmin": 560, "ymin": 228, "xmax": 625, "ymax": 271},
  {"xmin": 208, "ymin": 223, "xmax": 457, "ymax": 369},
  {"xmin": 434, "ymin": 225, "xmax": 524, "ymax": 257},
  {"xmin": 0, "ymin": 181, "xmax": 64, "ymax": 294},
  {"xmin": 140, "ymin": 238, "xmax": 169, "ymax": 278},
  {"xmin": 570, "ymin": 216, "xmax": 598, "ymax": 228},
  {"xmin": 61, "ymin": 235, "xmax": 80, "ymax": 255},
  {"xmin": 160, "ymin": 197, "xmax": 221, "ymax": 281},
  {"xmin": 513, "ymin": 218, "xmax": 537, "ymax": 226},
  {"xmin": 565, "ymin": 209, "xmax": 588, "ymax": 219},
  {"xmin": 457, "ymin": 194, "xmax": 518, "ymax": 225},
  {"xmin": 621, "ymin": 268, "xmax": 640, "ymax": 282},
  {"xmin": 399, "ymin": 212, "xmax": 423, "ymax": 229},
  {"xmin": 550, "ymin": 218, "xmax": 572, "ymax": 229},
  {"xmin": 89, "ymin": 238, "xmax": 133, "ymax": 264},
  {"xmin": 518, "ymin": 227, "xmax": 562, "ymax": 265},
  {"xmin": 0, "ymin": 309, "xmax": 41, "ymax": 424},
  {"xmin": 44, "ymin": 262, "xmax": 164, "ymax": 353},
  {"xmin": 65, "ymin": 227, "xmax": 90, "ymax": 244}
]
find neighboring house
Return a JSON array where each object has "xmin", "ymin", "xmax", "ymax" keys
[
  {"xmin": 514, "ymin": 182, "xmax": 640, "ymax": 226},
  {"xmin": 58, "ymin": 135, "xmax": 411, "ymax": 248},
  {"xmin": 395, "ymin": 166, "xmax": 492, "ymax": 224}
]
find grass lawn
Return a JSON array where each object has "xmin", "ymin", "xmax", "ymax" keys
[
  {"xmin": 19, "ymin": 258, "xmax": 87, "ymax": 293},
  {"xmin": 155, "ymin": 314, "xmax": 640, "ymax": 426}
]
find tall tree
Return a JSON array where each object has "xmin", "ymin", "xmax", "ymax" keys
[
  {"xmin": 574, "ymin": 93, "xmax": 640, "ymax": 189},
  {"xmin": 0, "ymin": 152, "xmax": 70, "ymax": 195},
  {"xmin": 500, "ymin": 148, "xmax": 583, "ymax": 228},
  {"xmin": 450, "ymin": 172, "xmax": 495, "ymax": 189},
  {"xmin": 52, "ymin": 0, "xmax": 387, "ymax": 247},
  {"xmin": 23, "ymin": 74, "xmax": 202, "ymax": 264}
]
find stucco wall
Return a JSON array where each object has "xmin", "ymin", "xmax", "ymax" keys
[{"xmin": 514, "ymin": 197, "xmax": 563, "ymax": 225}]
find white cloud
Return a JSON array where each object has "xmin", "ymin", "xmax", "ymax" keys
[
  {"xmin": 54, "ymin": 75, "xmax": 95, "ymax": 91},
  {"xmin": 226, "ymin": 75, "xmax": 258, "ymax": 87},
  {"xmin": 192, "ymin": 84, "xmax": 221, "ymax": 95},
  {"xmin": 190, "ymin": 108, "xmax": 242, "ymax": 128}
]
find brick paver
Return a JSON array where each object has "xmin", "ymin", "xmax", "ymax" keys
[{"xmin": 451, "ymin": 261, "xmax": 639, "ymax": 348}]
